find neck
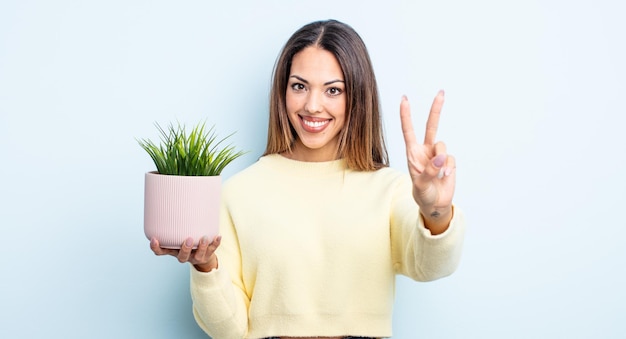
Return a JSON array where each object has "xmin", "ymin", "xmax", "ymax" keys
[{"xmin": 283, "ymin": 139, "xmax": 340, "ymax": 162}]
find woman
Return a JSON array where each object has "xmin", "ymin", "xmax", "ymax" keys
[{"xmin": 151, "ymin": 19, "xmax": 465, "ymax": 339}]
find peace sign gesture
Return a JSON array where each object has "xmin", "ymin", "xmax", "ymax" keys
[{"xmin": 400, "ymin": 90, "xmax": 456, "ymax": 234}]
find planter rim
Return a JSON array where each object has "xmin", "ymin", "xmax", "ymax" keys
[{"xmin": 145, "ymin": 171, "xmax": 222, "ymax": 178}]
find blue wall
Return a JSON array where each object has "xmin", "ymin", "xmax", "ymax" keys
[{"xmin": 1, "ymin": 1, "xmax": 625, "ymax": 338}]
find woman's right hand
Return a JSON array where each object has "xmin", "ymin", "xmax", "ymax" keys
[{"xmin": 149, "ymin": 235, "xmax": 222, "ymax": 272}]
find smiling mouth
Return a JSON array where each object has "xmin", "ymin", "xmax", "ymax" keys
[
  {"xmin": 303, "ymin": 119, "xmax": 329, "ymax": 128},
  {"xmin": 300, "ymin": 115, "xmax": 331, "ymax": 131}
]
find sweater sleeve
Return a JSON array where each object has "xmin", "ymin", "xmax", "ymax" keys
[
  {"xmin": 189, "ymin": 199, "xmax": 250, "ymax": 339},
  {"xmin": 389, "ymin": 174, "xmax": 466, "ymax": 281}
]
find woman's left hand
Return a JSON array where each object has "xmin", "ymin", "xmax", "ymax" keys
[{"xmin": 400, "ymin": 90, "xmax": 456, "ymax": 234}]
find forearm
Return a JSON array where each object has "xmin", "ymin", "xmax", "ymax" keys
[
  {"xmin": 391, "ymin": 202, "xmax": 465, "ymax": 281},
  {"xmin": 190, "ymin": 267, "xmax": 249, "ymax": 338},
  {"xmin": 413, "ymin": 206, "xmax": 465, "ymax": 280}
]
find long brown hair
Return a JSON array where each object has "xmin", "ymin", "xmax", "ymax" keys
[{"xmin": 263, "ymin": 19, "xmax": 389, "ymax": 171}]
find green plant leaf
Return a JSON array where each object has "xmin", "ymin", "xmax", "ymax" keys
[{"xmin": 137, "ymin": 121, "xmax": 246, "ymax": 176}]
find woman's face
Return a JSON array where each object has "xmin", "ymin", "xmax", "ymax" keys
[{"xmin": 285, "ymin": 46, "xmax": 346, "ymax": 162}]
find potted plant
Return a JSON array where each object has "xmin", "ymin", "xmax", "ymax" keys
[{"xmin": 138, "ymin": 122, "xmax": 245, "ymax": 249}]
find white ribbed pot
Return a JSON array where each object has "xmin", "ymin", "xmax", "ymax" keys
[{"xmin": 144, "ymin": 172, "xmax": 221, "ymax": 249}]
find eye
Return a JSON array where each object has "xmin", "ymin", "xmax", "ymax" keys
[
  {"xmin": 290, "ymin": 83, "xmax": 306, "ymax": 92},
  {"xmin": 326, "ymin": 87, "xmax": 343, "ymax": 96}
]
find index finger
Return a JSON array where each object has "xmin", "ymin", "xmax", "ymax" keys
[
  {"xmin": 424, "ymin": 90, "xmax": 445, "ymax": 145},
  {"xmin": 400, "ymin": 95, "xmax": 418, "ymax": 148}
]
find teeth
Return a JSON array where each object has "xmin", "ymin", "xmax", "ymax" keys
[{"xmin": 303, "ymin": 119, "xmax": 329, "ymax": 128}]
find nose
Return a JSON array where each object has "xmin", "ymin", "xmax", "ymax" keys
[{"xmin": 304, "ymin": 91, "xmax": 323, "ymax": 114}]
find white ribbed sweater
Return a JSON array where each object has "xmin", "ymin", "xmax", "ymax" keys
[{"xmin": 190, "ymin": 154, "xmax": 465, "ymax": 339}]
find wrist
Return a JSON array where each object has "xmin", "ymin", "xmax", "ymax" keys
[
  {"xmin": 193, "ymin": 255, "xmax": 218, "ymax": 273},
  {"xmin": 421, "ymin": 205, "xmax": 453, "ymax": 235}
]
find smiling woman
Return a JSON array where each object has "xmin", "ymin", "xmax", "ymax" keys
[
  {"xmin": 265, "ymin": 19, "xmax": 387, "ymax": 172},
  {"xmin": 149, "ymin": 19, "xmax": 465, "ymax": 339},
  {"xmin": 284, "ymin": 47, "xmax": 347, "ymax": 162}
]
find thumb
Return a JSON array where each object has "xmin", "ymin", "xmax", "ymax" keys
[{"xmin": 420, "ymin": 153, "xmax": 446, "ymax": 182}]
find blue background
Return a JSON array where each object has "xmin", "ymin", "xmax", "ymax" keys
[{"xmin": 1, "ymin": 0, "xmax": 624, "ymax": 338}]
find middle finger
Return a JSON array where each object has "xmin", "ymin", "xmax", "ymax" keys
[
  {"xmin": 424, "ymin": 90, "xmax": 445, "ymax": 145},
  {"xmin": 177, "ymin": 237, "xmax": 194, "ymax": 263},
  {"xmin": 193, "ymin": 236, "xmax": 210, "ymax": 262}
]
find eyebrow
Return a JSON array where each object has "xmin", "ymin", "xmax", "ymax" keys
[{"xmin": 290, "ymin": 75, "xmax": 345, "ymax": 86}]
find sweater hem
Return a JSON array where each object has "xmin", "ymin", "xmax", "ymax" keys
[{"xmin": 247, "ymin": 313, "xmax": 391, "ymax": 339}]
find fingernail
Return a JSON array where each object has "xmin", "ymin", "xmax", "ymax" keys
[
  {"xmin": 216, "ymin": 235, "xmax": 222, "ymax": 242},
  {"xmin": 402, "ymin": 95, "xmax": 408, "ymax": 101},
  {"xmin": 200, "ymin": 236, "xmax": 208, "ymax": 245},
  {"xmin": 150, "ymin": 238, "xmax": 157, "ymax": 247},
  {"xmin": 185, "ymin": 238, "xmax": 193, "ymax": 247},
  {"xmin": 433, "ymin": 154, "xmax": 446, "ymax": 168},
  {"xmin": 437, "ymin": 168, "xmax": 445, "ymax": 179},
  {"xmin": 439, "ymin": 89, "xmax": 445, "ymax": 96},
  {"xmin": 445, "ymin": 167, "xmax": 453, "ymax": 176}
]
